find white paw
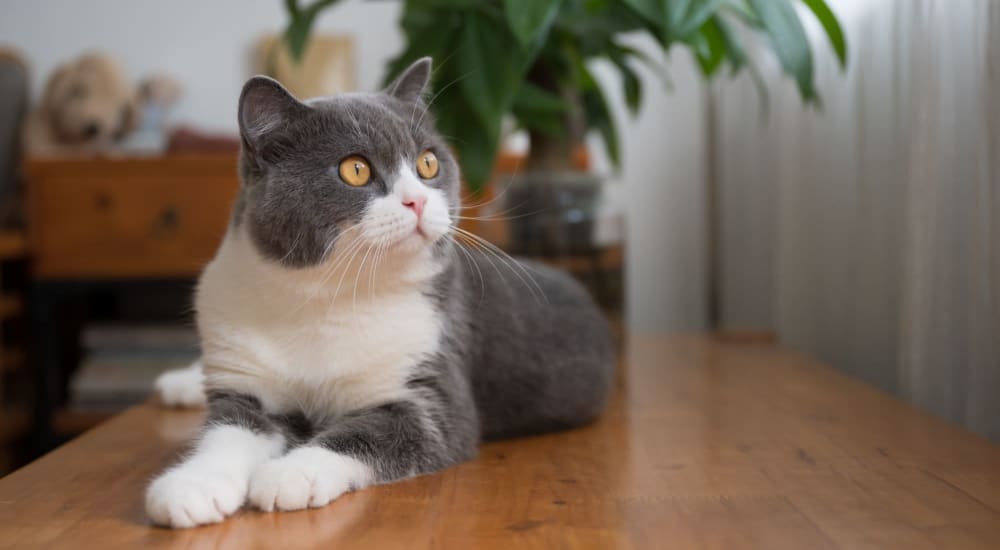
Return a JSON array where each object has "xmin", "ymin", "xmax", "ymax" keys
[
  {"xmin": 248, "ymin": 447, "xmax": 372, "ymax": 512},
  {"xmin": 146, "ymin": 466, "xmax": 246, "ymax": 528},
  {"xmin": 155, "ymin": 361, "xmax": 206, "ymax": 408}
]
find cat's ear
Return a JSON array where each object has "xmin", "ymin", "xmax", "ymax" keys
[
  {"xmin": 238, "ymin": 76, "xmax": 307, "ymax": 151},
  {"xmin": 386, "ymin": 57, "xmax": 432, "ymax": 104}
]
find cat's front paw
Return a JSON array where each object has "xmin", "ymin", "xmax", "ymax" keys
[
  {"xmin": 145, "ymin": 466, "xmax": 246, "ymax": 528},
  {"xmin": 248, "ymin": 447, "xmax": 372, "ymax": 512}
]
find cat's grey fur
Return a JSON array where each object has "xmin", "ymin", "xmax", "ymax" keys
[{"xmin": 146, "ymin": 58, "xmax": 614, "ymax": 527}]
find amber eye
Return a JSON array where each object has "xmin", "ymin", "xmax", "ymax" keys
[
  {"xmin": 339, "ymin": 155, "xmax": 371, "ymax": 186},
  {"xmin": 416, "ymin": 150, "xmax": 439, "ymax": 179}
]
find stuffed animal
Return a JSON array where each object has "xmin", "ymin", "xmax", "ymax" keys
[{"xmin": 22, "ymin": 52, "xmax": 180, "ymax": 157}]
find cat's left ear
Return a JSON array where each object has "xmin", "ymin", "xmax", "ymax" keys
[{"xmin": 386, "ymin": 57, "xmax": 432, "ymax": 104}]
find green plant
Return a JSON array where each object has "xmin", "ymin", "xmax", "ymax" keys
[{"xmin": 284, "ymin": 0, "xmax": 846, "ymax": 191}]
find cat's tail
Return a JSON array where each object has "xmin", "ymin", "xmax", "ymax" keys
[{"xmin": 154, "ymin": 360, "xmax": 207, "ymax": 408}]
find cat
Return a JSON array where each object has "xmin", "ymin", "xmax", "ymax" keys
[{"xmin": 145, "ymin": 58, "xmax": 615, "ymax": 529}]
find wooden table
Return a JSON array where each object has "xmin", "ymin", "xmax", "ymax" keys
[{"xmin": 1, "ymin": 334, "xmax": 999, "ymax": 549}]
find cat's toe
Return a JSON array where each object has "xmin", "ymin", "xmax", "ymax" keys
[
  {"xmin": 248, "ymin": 459, "xmax": 312, "ymax": 511},
  {"xmin": 145, "ymin": 468, "xmax": 245, "ymax": 528},
  {"xmin": 248, "ymin": 447, "xmax": 371, "ymax": 512}
]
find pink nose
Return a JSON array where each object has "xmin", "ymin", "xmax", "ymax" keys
[{"xmin": 403, "ymin": 196, "xmax": 427, "ymax": 218}]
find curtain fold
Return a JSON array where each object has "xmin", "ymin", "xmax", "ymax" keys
[{"xmin": 717, "ymin": 0, "xmax": 1000, "ymax": 440}]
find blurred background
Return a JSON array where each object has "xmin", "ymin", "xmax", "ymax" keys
[{"xmin": 0, "ymin": 0, "xmax": 996, "ymax": 474}]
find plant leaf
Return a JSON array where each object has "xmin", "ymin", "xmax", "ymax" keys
[
  {"xmin": 800, "ymin": 0, "xmax": 847, "ymax": 69},
  {"xmin": 610, "ymin": 42, "xmax": 673, "ymax": 89},
  {"xmin": 282, "ymin": 0, "xmax": 345, "ymax": 62},
  {"xmin": 622, "ymin": 66, "xmax": 642, "ymax": 115},
  {"xmin": 284, "ymin": 12, "xmax": 317, "ymax": 61},
  {"xmin": 721, "ymin": 0, "xmax": 763, "ymax": 27},
  {"xmin": 690, "ymin": 18, "xmax": 727, "ymax": 76},
  {"xmin": 606, "ymin": 43, "xmax": 643, "ymax": 115},
  {"xmin": 674, "ymin": 0, "xmax": 725, "ymax": 37},
  {"xmin": 713, "ymin": 14, "xmax": 746, "ymax": 72},
  {"xmin": 578, "ymin": 62, "xmax": 620, "ymax": 167},
  {"xmin": 622, "ymin": 0, "xmax": 673, "ymax": 44},
  {"xmin": 437, "ymin": 96, "xmax": 498, "ymax": 194},
  {"xmin": 747, "ymin": 0, "xmax": 816, "ymax": 101},
  {"xmin": 504, "ymin": 0, "xmax": 562, "ymax": 50},
  {"xmin": 512, "ymin": 82, "xmax": 568, "ymax": 114},
  {"xmin": 621, "ymin": 0, "xmax": 661, "ymax": 23},
  {"xmin": 456, "ymin": 11, "xmax": 524, "ymax": 136}
]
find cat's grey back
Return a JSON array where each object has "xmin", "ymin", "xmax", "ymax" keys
[{"xmin": 433, "ymin": 249, "xmax": 616, "ymax": 440}]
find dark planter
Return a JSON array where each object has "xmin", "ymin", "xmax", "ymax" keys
[{"xmin": 484, "ymin": 171, "xmax": 624, "ymax": 335}]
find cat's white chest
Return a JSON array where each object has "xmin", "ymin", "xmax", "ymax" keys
[{"xmin": 196, "ymin": 233, "xmax": 442, "ymax": 418}]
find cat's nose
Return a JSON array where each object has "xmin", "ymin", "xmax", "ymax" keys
[{"xmin": 402, "ymin": 196, "xmax": 427, "ymax": 218}]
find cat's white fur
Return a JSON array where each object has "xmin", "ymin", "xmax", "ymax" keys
[
  {"xmin": 155, "ymin": 360, "xmax": 206, "ymax": 407},
  {"xmin": 146, "ymin": 425, "xmax": 284, "ymax": 528},
  {"xmin": 248, "ymin": 446, "xmax": 373, "ymax": 511},
  {"xmin": 146, "ymin": 162, "xmax": 452, "ymax": 527}
]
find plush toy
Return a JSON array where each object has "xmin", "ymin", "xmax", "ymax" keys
[{"xmin": 22, "ymin": 52, "xmax": 181, "ymax": 157}]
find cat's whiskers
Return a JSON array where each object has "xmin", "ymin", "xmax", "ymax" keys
[
  {"xmin": 368, "ymin": 233, "xmax": 389, "ymax": 302},
  {"xmin": 214, "ymin": 223, "xmax": 362, "ymax": 311},
  {"xmin": 275, "ymin": 223, "xmax": 367, "ymax": 322},
  {"xmin": 446, "ymin": 235, "xmax": 486, "ymax": 308},
  {"xmin": 450, "ymin": 205, "xmax": 545, "ymax": 223},
  {"xmin": 351, "ymin": 239, "xmax": 377, "ymax": 315},
  {"xmin": 451, "ymin": 231, "xmax": 509, "ymax": 297},
  {"xmin": 411, "ymin": 70, "xmax": 468, "ymax": 132},
  {"xmin": 327, "ymin": 236, "xmax": 368, "ymax": 304},
  {"xmin": 456, "ymin": 166, "xmax": 529, "ymax": 213},
  {"xmin": 407, "ymin": 55, "xmax": 465, "ymax": 131},
  {"xmin": 271, "ymin": 234, "xmax": 371, "ymax": 349},
  {"xmin": 450, "ymin": 226, "xmax": 548, "ymax": 304},
  {"xmin": 269, "ymin": 224, "xmax": 376, "ymax": 350},
  {"xmin": 329, "ymin": 232, "xmax": 371, "ymax": 307},
  {"xmin": 276, "ymin": 229, "xmax": 305, "ymax": 265}
]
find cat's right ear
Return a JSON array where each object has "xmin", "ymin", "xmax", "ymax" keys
[{"xmin": 238, "ymin": 76, "xmax": 307, "ymax": 152}]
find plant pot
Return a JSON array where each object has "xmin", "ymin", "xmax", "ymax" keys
[
  {"xmin": 502, "ymin": 171, "xmax": 602, "ymax": 256},
  {"xmin": 481, "ymin": 170, "xmax": 625, "ymax": 332}
]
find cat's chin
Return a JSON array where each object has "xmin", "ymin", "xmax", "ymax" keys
[{"xmin": 390, "ymin": 231, "xmax": 436, "ymax": 255}]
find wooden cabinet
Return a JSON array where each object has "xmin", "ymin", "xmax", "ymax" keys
[
  {"xmin": 26, "ymin": 155, "xmax": 240, "ymax": 279},
  {"xmin": 23, "ymin": 154, "xmax": 240, "ymax": 452}
]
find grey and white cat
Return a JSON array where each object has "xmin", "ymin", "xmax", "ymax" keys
[{"xmin": 145, "ymin": 58, "xmax": 614, "ymax": 528}]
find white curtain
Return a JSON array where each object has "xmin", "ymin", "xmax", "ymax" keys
[{"xmin": 716, "ymin": 0, "xmax": 1000, "ymax": 440}]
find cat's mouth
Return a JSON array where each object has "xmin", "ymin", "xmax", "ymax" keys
[{"xmin": 382, "ymin": 222, "xmax": 431, "ymax": 253}]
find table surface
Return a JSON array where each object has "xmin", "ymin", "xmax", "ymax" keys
[{"xmin": 2, "ymin": 334, "xmax": 999, "ymax": 549}]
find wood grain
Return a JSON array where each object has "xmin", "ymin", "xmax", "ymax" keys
[{"xmin": 1, "ymin": 334, "xmax": 999, "ymax": 549}]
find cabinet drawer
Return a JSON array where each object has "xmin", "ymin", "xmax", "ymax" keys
[{"xmin": 27, "ymin": 156, "xmax": 240, "ymax": 279}]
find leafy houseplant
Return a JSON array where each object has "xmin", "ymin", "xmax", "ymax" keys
[{"xmin": 283, "ymin": 0, "xmax": 847, "ymax": 192}]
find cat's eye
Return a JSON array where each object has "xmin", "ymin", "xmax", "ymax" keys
[
  {"xmin": 339, "ymin": 155, "xmax": 371, "ymax": 186},
  {"xmin": 416, "ymin": 150, "xmax": 439, "ymax": 179}
]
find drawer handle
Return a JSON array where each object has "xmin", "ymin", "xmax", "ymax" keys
[
  {"xmin": 151, "ymin": 207, "xmax": 181, "ymax": 238},
  {"xmin": 94, "ymin": 192, "xmax": 112, "ymax": 210}
]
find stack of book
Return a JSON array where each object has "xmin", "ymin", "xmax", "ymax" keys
[{"xmin": 69, "ymin": 324, "xmax": 199, "ymax": 412}]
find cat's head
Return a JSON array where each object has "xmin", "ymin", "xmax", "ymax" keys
[{"xmin": 234, "ymin": 58, "xmax": 459, "ymax": 271}]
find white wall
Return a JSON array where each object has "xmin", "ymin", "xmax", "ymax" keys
[
  {"xmin": 1, "ymin": 0, "xmax": 708, "ymax": 332},
  {"xmin": 0, "ymin": 0, "xmax": 404, "ymax": 132}
]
